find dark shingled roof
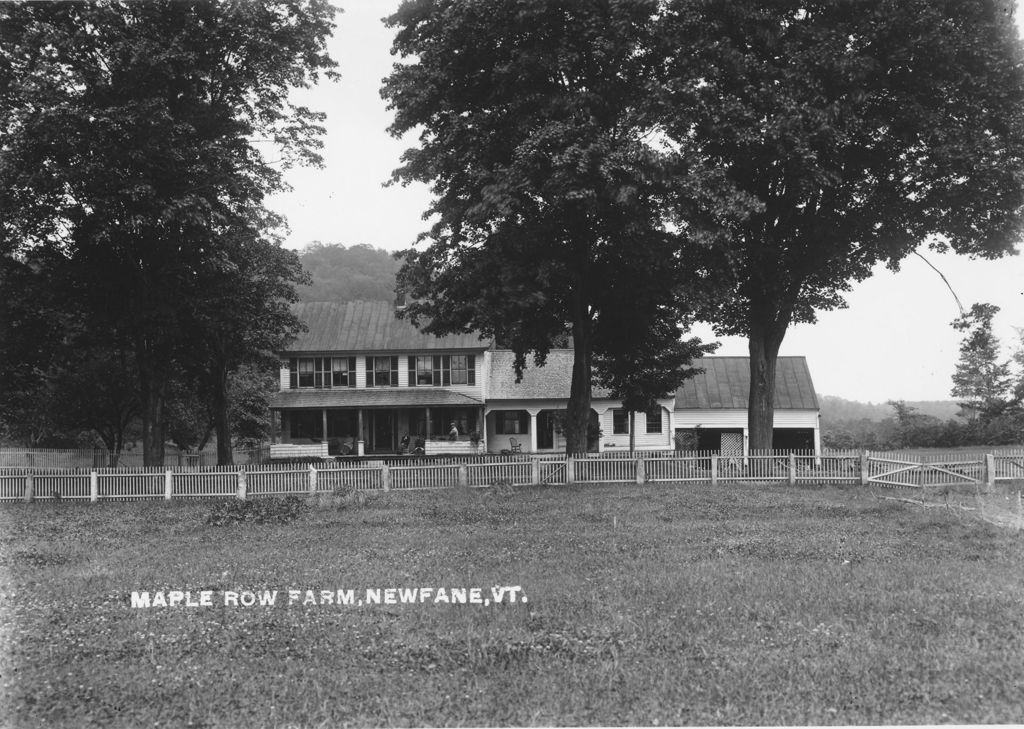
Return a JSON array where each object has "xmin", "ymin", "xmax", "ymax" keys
[
  {"xmin": 285, "ymin": 301, "xmax": 490, "ymax": 354},
  {"xmin": 487, "ymin": 350, "xmax": 612, "ymax": 400},
  {"xmin": 270, "ymin": 388, "xmax": 483, "ymax": 410},
  {"xmin": 675, "ymin": 357, "xmax": 818, "ymax": 410}
]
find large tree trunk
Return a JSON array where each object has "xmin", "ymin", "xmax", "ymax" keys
[
  {"xmin": 212, "ymin": 364, "xmax": 233, "ymax": 466},
  {"xmin": 139, "ymin": 382, "xmax": 166, "ymax": 467},
  {"xmin": 565, "ymin": 311, "xmax": 593, "ymax": 456},
  {"xmin": 747, "ymin": 318, "xmax": 786, "ymax": 452}
]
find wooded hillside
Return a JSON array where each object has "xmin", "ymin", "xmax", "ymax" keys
[{"xmin": 297, "ymin": 243, "xmax": 399, "ymax": 303}]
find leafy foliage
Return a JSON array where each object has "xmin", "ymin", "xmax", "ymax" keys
[
  {"xmin": 656, "ymin": 0, "xmax": 1024, "ymax": 448},
  {"xmin": 383, "ymin": 0, "xmax": 709, "ymax": 453},
  {"xmin": 297, "ymin": 243, "xmax": 401, "ymax": 303},
  {"xmin": 951, "ymin": 303, "xmax": 1014, "ymax": 419},
  {"xmin": 0, "ymin": 1, "xmax": 336, "ymax": 464}
]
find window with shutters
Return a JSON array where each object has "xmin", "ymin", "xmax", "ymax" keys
[{"xmin": 367, "ymin": 356, "xmax": 399, "ymax": 387}]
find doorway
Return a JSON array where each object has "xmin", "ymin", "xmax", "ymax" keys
[{"xmin": 371, "ymin": 411, "xmax": 395, "ymax": 453}]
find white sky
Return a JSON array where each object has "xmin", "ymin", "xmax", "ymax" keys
[{"xmin": 267, "ymin": 0, "xmax": 1024, "ymax": 404}]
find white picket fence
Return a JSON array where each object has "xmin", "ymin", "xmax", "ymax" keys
[{"xmin": 0, "ymin": 449, "xmax": 1021, "ymax": 503}]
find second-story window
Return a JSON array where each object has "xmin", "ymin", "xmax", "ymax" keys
[
  {"xmin": 407, "ymin": 354, "xmax": 476, "ymax": 387},
  {"xmin": 367, "ymin": 356, "xmax": 399, "ymax": 387},
  {"xmin": 332, "ymin": 357, "xmax": 356, "ymax": 387},
  {"xmin": 289, "ymin": 357, "xmax": 357, "ymax": 389},
  {"xmin": 410, "ymin": 355, "xmax": 433, "ymax": 386},
  {"xmin": 298, "ymin": 359, "xmax": 315, "ymax": 388},
  {"xmin": 450, "ymin": 355, "xmax": 469, "ymax": 385}
]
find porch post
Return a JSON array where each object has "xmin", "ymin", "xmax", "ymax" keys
[
  {"xmin": 321, "ymin": 409, "xmax": 328, "ymax": 444},
  {"xmin": 270, "ymin": 409, "xmax": 279, "ymax": 444},
  {"xmin": 425, "ymin": 408, "xmax": 432, "ymax": 439},
  {"xmin": 479, "ymin": 406, "xmax": 486, "ymax": 453},
  {"xmin": 528, "ymin": 410, "xmax": 538, "ymax": 453},
  {"xmin": 357, "ymin": 409, "xmax": 365, "ymax": 456}
]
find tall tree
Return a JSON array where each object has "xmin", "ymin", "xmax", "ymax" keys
[
  {"xmin": 0, "ymin": 1, "xmax": 337, "ymax": 464},
  {"xmin": 951, "ymin": 303, "xmax": 1013, "ymax": 419},
  {"xmin": 657, "ymin": 0, "xmax": 1024, "ymax": 449},
  {"xmin": 186, "ymin": 217, "xmax": 308, "ymax": 465},
  {"xmin": 383, "ymin": 0, "xmax": 709, "ymax": 453}
]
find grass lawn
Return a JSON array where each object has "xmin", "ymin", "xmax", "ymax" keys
[{"xmin": 2, "ymin": 481, "xmax": 1023, "ymax": 728}]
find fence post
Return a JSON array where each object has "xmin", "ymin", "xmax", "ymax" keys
[
  {"xmin": 90, "ymin": 470, "xmax": 99, "ymax": 503},
  {"xmin": 237, "ymin": 468, "xmax": 247, "ymax": 500},
  {"xmin": 309, "ymin": 464, "xmax": 317, "ymax": 495},
  {"xmin": 381, "ymin": 464, "xmax": 390, "ymax": 492},
  {"xmin": 458, "ymin": 464, "xmax": 469, "ymax": 489},
  {"xmin": 24, "ymin": 472, "xmax": 33, "ymax": 503},
  {"xmin": 636, "ymin": 458, "xmax": 645, "ymax": 486},
  {"xmin": 710, "ymin": 456, "xmax": 717, "ymax": 487},
  {"xmin": 788, "ymin": 453, "xmax": 796, "ymax": 487},
  {"xmin": 985, "ymin": 453, "xmax": 996, "ymax": 489},
  {"xmin": 860, "ymin": 451, "xmax": 869, "ymax": 486},
  {"xmin": 531, "ymin": 457, "xmax": 540, "ymax": 486},
  {"xmin": 566, "ymin": 457, "xmax": 575, "ymax": 485},
  {"xmin": 164, "ymin": 470, "xmax": 173, "ymax": 500}
]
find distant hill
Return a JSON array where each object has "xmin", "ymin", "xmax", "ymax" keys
[
  {"xmin": 297, "ymin": 243, "xmax": 400, "ymax": 304},
  {"xmin": 819, "ymin": 395, "xmax": 963, "ymax": 423}
]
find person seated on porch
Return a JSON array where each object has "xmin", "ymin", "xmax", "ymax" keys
[
  {"xmin": 414, "ymin": 437, "xmax": 425, "ymax": 455},
  {"xmin": 448, "ymin": 422, "xmax": 459, "ymax": 441},
  {"xmin": 399, "ymin": 433, "xmax": 410, "ymax": 454},
  {"xmin": 339, "ymin": 435, "xmax": 354, "ymax": 456}
]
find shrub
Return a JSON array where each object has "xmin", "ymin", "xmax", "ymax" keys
[{"xmin": 206, "ymin": 496, "xmax": 308, "ymax": 526}]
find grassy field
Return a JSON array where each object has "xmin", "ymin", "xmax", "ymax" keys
[{"xmin": 2, "ymin": 481, "xmax": 1023, "ymax": 727}]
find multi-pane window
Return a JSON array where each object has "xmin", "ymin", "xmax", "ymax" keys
[
  {"xmin": 297, "ymin": 359, "xmax": 314, "ymax": 388},
  {"xmin": 612, "ymin": 409, "xmax": 629, "ymax": 434},
  {"xmin": 645, "ymin": 407, "xmax": 663, "ymax": 434},
  {"xmin": 367, "ymin": 356, "xmax": 399, "ymax": 387},
  {"xmin": 450, "ymin": 355, "xmax": 469, "ymax": 385},
  {"xmin": 407, "ymin": 354, "xmax": 476, "ymax": 387},
  {"xmin": 496, "ymin": 411, "xmax": 528, "ymax": 435},
  {"xmin": 411, "ymin": 356, "xmax": 433, "ymax": 386},
  {"xmin": 289, "ymin": 357, "xmax": 356, "ymax": 389},
  {"xmin": 331, "ymin": 358, "xmax": 355, "ymax": 387}
]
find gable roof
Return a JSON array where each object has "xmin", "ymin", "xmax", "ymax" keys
[
  {"xmin": 675, "ymin": 356, "xmax": 818, "ymax": 410},
  {"xmin": 285, "ymin": 301, "xmax": 490, "ymax": 354}
]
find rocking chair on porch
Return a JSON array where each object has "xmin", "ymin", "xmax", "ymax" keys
[{"xmin": 509, "ymin": 438, "xmax": 523, "ymax": 454}]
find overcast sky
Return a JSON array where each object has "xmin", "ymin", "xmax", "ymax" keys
[{"xmin": 267, "ymin": 0, "xmax": 1024, "ymax": 405}]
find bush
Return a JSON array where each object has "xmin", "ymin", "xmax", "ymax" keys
[{"xmin": 206, "ymin": 496, "xmax": 308, "ymax": 526}]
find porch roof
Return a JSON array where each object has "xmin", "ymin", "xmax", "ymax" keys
[{"xmin": 270, "ymin": 388, "xmax": 483, "ymax": 410}]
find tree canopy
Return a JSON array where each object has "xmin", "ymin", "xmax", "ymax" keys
[
  {"xmin": 383, "ymin": 0, "xmax": 712, "ymax": 453},
  {"xmin": 0, "ymin": 0, "xmax": 336, "ymax": 463},
  {"xmin": 656, "ymin": 0, "xmax": 1024, "ymax": 448}
]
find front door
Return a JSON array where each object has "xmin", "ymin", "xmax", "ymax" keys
[{"xmin": 371, "ymin": 411, "xmax": 395, "ymax": 453}]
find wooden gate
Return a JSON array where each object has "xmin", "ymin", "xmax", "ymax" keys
[{"xmin": 867, "ymin": 453, "xmax": 985, "ymax": 488}]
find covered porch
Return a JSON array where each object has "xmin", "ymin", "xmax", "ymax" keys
[
  {"xmin": 485, "ymin": 402, "xmax": 603, "ymax": 454},
  {"xmin": 270, "ymin": 389, "xmax": 485, "ymax": 456}
]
